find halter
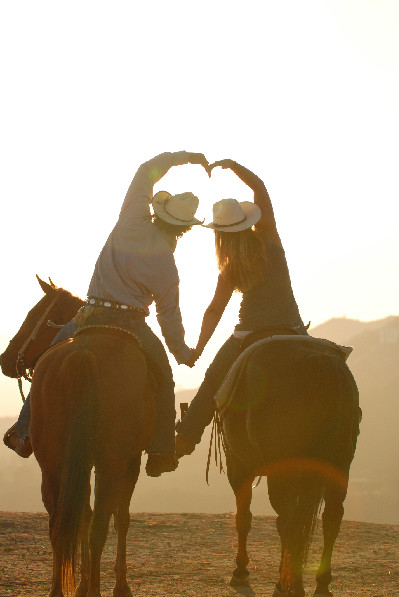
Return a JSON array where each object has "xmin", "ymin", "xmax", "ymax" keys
[{"xmin": 16, "ymin": 292, "xmax": 61, "ymax": 401}]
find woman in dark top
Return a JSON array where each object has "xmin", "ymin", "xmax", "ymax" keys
[{"xmin": 176, "ymin": 158, "xmax": 307, "ymax": 455}]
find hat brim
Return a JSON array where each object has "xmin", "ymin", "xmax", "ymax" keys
[
  {"xmin": 203, "ymin": 202, "xmax": 261, "ymax": 232},
  {"xmin": 152, "ymin": 191, "xmax": 202, "ymax": 226}
]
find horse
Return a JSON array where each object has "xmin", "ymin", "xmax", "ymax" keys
[
  {"xmin": 219, "ymin": 336, "xmax": 360, "ymax": 597},
  {"xmin": 1, "ymin": 277, "xmax": 155, "ymax": 597},
  {"xmin": 0, "ymin": 275, "xmax": 83, "ymax": 380}
]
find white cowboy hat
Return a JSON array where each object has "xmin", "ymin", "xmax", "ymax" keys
[
  {"xmin": 152, "ymin": 191, "xmax": 202, "ymax": 226},
  {"xmin": 204, "ymin": 198, "xmax": 261, "ymax": 232}
]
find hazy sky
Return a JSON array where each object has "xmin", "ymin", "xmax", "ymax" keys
[{"xmin": 0, "ymin": 0, "xmax": 397, "ymax": 415}]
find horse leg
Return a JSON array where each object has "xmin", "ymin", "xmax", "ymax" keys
[
  {"xmin": 113, "ymin": 457, "xmax": 141, "ymax": 597},
  {"xmin": 75, "ymin": 500, "xmax": 92, "ymax": 597},
  {"xmin": 314, "ymin": 479, "xmax": 347, "ymax": 597},
  {"xmin": 86, "ymin": 475, "xmax": 114, "ymax": 597},
  {"xmin": 41, "ymin": 473, "xmax": 64, "ymax": 597},
  {"xmin": 227, "ymin": 463, "xmax": 254, "ymax": 587},
  {"xmin": 268, "ymin": 474, "xmax": 305, "ymax": 597}
]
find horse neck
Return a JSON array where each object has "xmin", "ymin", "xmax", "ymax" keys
[{"xmin": 1, "ymin": 290, "xmax": 83, "ymax": 377}]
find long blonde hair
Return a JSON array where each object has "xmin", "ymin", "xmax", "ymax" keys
[{"xmin": 214, "ymin": 228, "xmax": 267, "ymax": 292}]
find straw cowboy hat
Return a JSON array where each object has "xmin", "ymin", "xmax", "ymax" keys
[
  {"xmin": 204, "ymin": 198, "xmax": 261, "ymax": 232},
  {"xmin": 152, "ymin": 191, "xmax": 202, "ymax": 226}
]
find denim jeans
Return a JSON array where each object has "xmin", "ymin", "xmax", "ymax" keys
[
  {"xmin": 17, "ymin": 316, "xmax": 176, "ymax": 454},
  {"xmin": 176, "ymin": 335, "xmax": 242, "ymax": 444}
]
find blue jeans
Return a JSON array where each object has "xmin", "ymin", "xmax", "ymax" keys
[
  {"xmin": 17, "ymin": 317, "xmax": 176, "ymax": 454},
  {"xmin": 176, "ymin": 335, "xmax": 242, "ymax": 444}
]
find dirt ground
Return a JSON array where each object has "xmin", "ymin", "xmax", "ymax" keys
[{"xmin": 0, "ymin": 511, "xmax": 398, "ymax": 597}]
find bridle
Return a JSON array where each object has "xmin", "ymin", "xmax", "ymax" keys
[{"xmin": 16, "ymin": 292, "xmax": 62, "ymax": 401}]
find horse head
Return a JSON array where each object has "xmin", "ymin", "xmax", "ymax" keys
[{"xmin": 0, "ymin": 275, "xmax": 84, "ymax": 378}]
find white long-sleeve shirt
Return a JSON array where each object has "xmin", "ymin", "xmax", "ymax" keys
[{"xmin": 87, "ymin": 151, "xmax": 192, "ymax": 364}]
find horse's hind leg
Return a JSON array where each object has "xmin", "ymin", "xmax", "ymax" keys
[
  {"xmin": 41, "ymin": 473, "xmax": 64, "ymax": 597},
  {"xmin": 113, "ymin": 457, "xmax": 141, "ymax": 597},
  {"xmin": 268, "ymin": 474, "xmax": 305, "ymax": 597},
  {"xmin": 86, "ymin": 475, "xmax": 115, "ymax": 597},
  {"xmin": 314, "ymin": 478, "xmax": 348, "ymax": 597},
  {"xmin": 229, "ymin": 472, "xmax": 254, "ymax": 587},
  {"xmin": 75, "ymin": 499, "xmax": 92, "ymax": 597}
]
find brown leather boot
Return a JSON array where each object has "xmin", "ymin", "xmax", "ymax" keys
[
  {"xmin": 145, "ymin": 453, "xmax": 178, "ymax": 477},
  {"xmin": 3, "ymin": 423, "xmax": 33, "ymax": 458}
]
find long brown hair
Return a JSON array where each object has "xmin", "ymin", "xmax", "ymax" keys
[{"xmin": 215, "ymin": 228, "xmax": 267, "ymax": 292}]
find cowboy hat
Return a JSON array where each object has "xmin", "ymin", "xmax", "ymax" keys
[
  {"xmin": 152, "ymin": 191, "xmax": 202, "ymax": 226},
  {"xmin": 204, "ymin": 198, "xmax": 261, "ymax": 232}
]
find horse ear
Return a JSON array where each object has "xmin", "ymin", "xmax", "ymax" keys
[
  {"xmin": 36, "ymin": 274, "xmax": 54, "ymax": 295},
  {"xmin": 48, "ymin": 277, "xmax": 56, "ymax": 289}
]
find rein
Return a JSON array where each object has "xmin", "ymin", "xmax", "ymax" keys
[
  {"xmin": 205, "ymin": 410, "xmax": 263, "ymax": 489},
  {"xmin": 206, "ymin": 411, "xmax": 227, "ymax": 485},
  {"xmin": 16, "ymin": 293, "xmax": 61, "ymax": 402}
]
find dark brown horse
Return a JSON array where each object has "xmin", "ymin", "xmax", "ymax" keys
[
  {"xmin": 220, "ymin": 337, "xmax": 360, "ymax": 597},
  {"xmin": 1, "ymin": 277, "xmax": 155, "ymax": 597}
]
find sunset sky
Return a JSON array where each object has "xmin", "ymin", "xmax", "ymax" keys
[{"xmin": 0, "ymin": 0, "xmax": 397, "ymax": 416}]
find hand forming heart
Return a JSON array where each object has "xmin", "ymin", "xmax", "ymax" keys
[
  {"xmin": 187, "ymin": 154, "xmax": 235, "ymax": 179},
  {"xmin": 208, "ymin": 159, "xmax": 235, "ymax": 174}
]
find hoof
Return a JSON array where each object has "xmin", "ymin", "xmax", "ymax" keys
[
  {"xmin": 113, "ymin": 584, "xmax": 133, "ymax": 597},
  {"xmin": 272, "ymin": 587, "xmax": 290, "ymax": 597},
  {"xmin": 230, "ymin": 570, "xmax": 250, "ymax": 587},
  {"xmin": 75, "ymin": 585, "xmax": 88, "ymax": 597},
  {"xmin": 314, "ymin": 592, "xmax": 333, "ymax": 597},
  {"xmin": 48, "ymin": 589, "xmax": 64, "ymax": 597}
]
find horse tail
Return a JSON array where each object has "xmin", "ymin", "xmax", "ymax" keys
[
  {"xmin": 278, "ymin": 349, "xmax": 347, "ymax": 593},
  {"xmin": 50, "ymin": 348, "xmax": 98, "ymax": 595},
  {"xmin": 279, "ymin": 348, "xmax": 358, "ymax": 592},
  {"xmin": 279, "ymin": 468, "xmax": 324, "ymax": 592}
]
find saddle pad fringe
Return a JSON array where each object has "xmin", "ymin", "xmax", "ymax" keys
[{"xmin": 206, "ymin": 411, "xmax": 227, "ymax": 484}]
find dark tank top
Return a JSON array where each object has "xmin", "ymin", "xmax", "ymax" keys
[{"xmin": 235, "ymin": 240, "xmax": 305, "ymax": 332}]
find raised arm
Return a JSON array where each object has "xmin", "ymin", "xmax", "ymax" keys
[
  {"xmin": 119, "ymin": 151, "xmax": 209, "ymax": 221},
  {"xmin": 210, "ymin": 159, "xmax": 281, "ymax": 246}
]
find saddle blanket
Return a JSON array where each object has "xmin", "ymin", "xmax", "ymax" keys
[{"xmin": 214, "ymin": 335, "xmax": 353, "ymax": 415}]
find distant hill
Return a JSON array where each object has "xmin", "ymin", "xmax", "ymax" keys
[
  {"xmin": 1, "ymin": 316, "xmax": 398, "ymax": 524},
  {"xmin": 310, "ymin": 315, "xmax": 399, "ymax": 524},
  {"xmin": 309, "ymin": 315, "xmax": 399, "ymax": 345}
]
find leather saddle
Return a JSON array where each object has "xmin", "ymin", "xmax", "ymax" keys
[{"xmin": 239, "ymin": 326, "xmax": 302, "ymax": 352}]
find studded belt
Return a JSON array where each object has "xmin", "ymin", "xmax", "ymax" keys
[{"xmin": 86, "ymin": 296, "xmax": 146, "ymax": 317}]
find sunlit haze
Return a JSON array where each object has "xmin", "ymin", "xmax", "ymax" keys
[{"xmin": 0, "ymin": 1, "xmax": 397, "ymax": 416}]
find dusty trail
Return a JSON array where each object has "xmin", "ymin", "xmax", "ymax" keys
[{"xmin": 0, "ymin": 511, "xmax": 397, "ymax": 597}]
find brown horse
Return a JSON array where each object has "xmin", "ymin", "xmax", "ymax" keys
[
  {"xmin": 220, "ymin": 337, "xmax": 360, "ymax": 597},
  {"xmin": 0, "ymin": 275, "xmax": 83, "ymax": 380},
  {"xmin": 1, "ymin": 277, "xmax": 155, "ymax": 597}
]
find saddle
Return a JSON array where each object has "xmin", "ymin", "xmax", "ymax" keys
[
  {"xmin": 239, "ymin": 326, "xmax": 301, "ymax": 352},
  {"xmin": 74, "ymin": 324, "xmax": 161, "ymax": 390},
  {"xmin": 215, "ymin": 333, "xmax": 353, "ymax": 415}
]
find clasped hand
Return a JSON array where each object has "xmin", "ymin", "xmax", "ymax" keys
[{"xmin": 183, "ymin": 348, "xmax": 201, "ymax": 368}]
